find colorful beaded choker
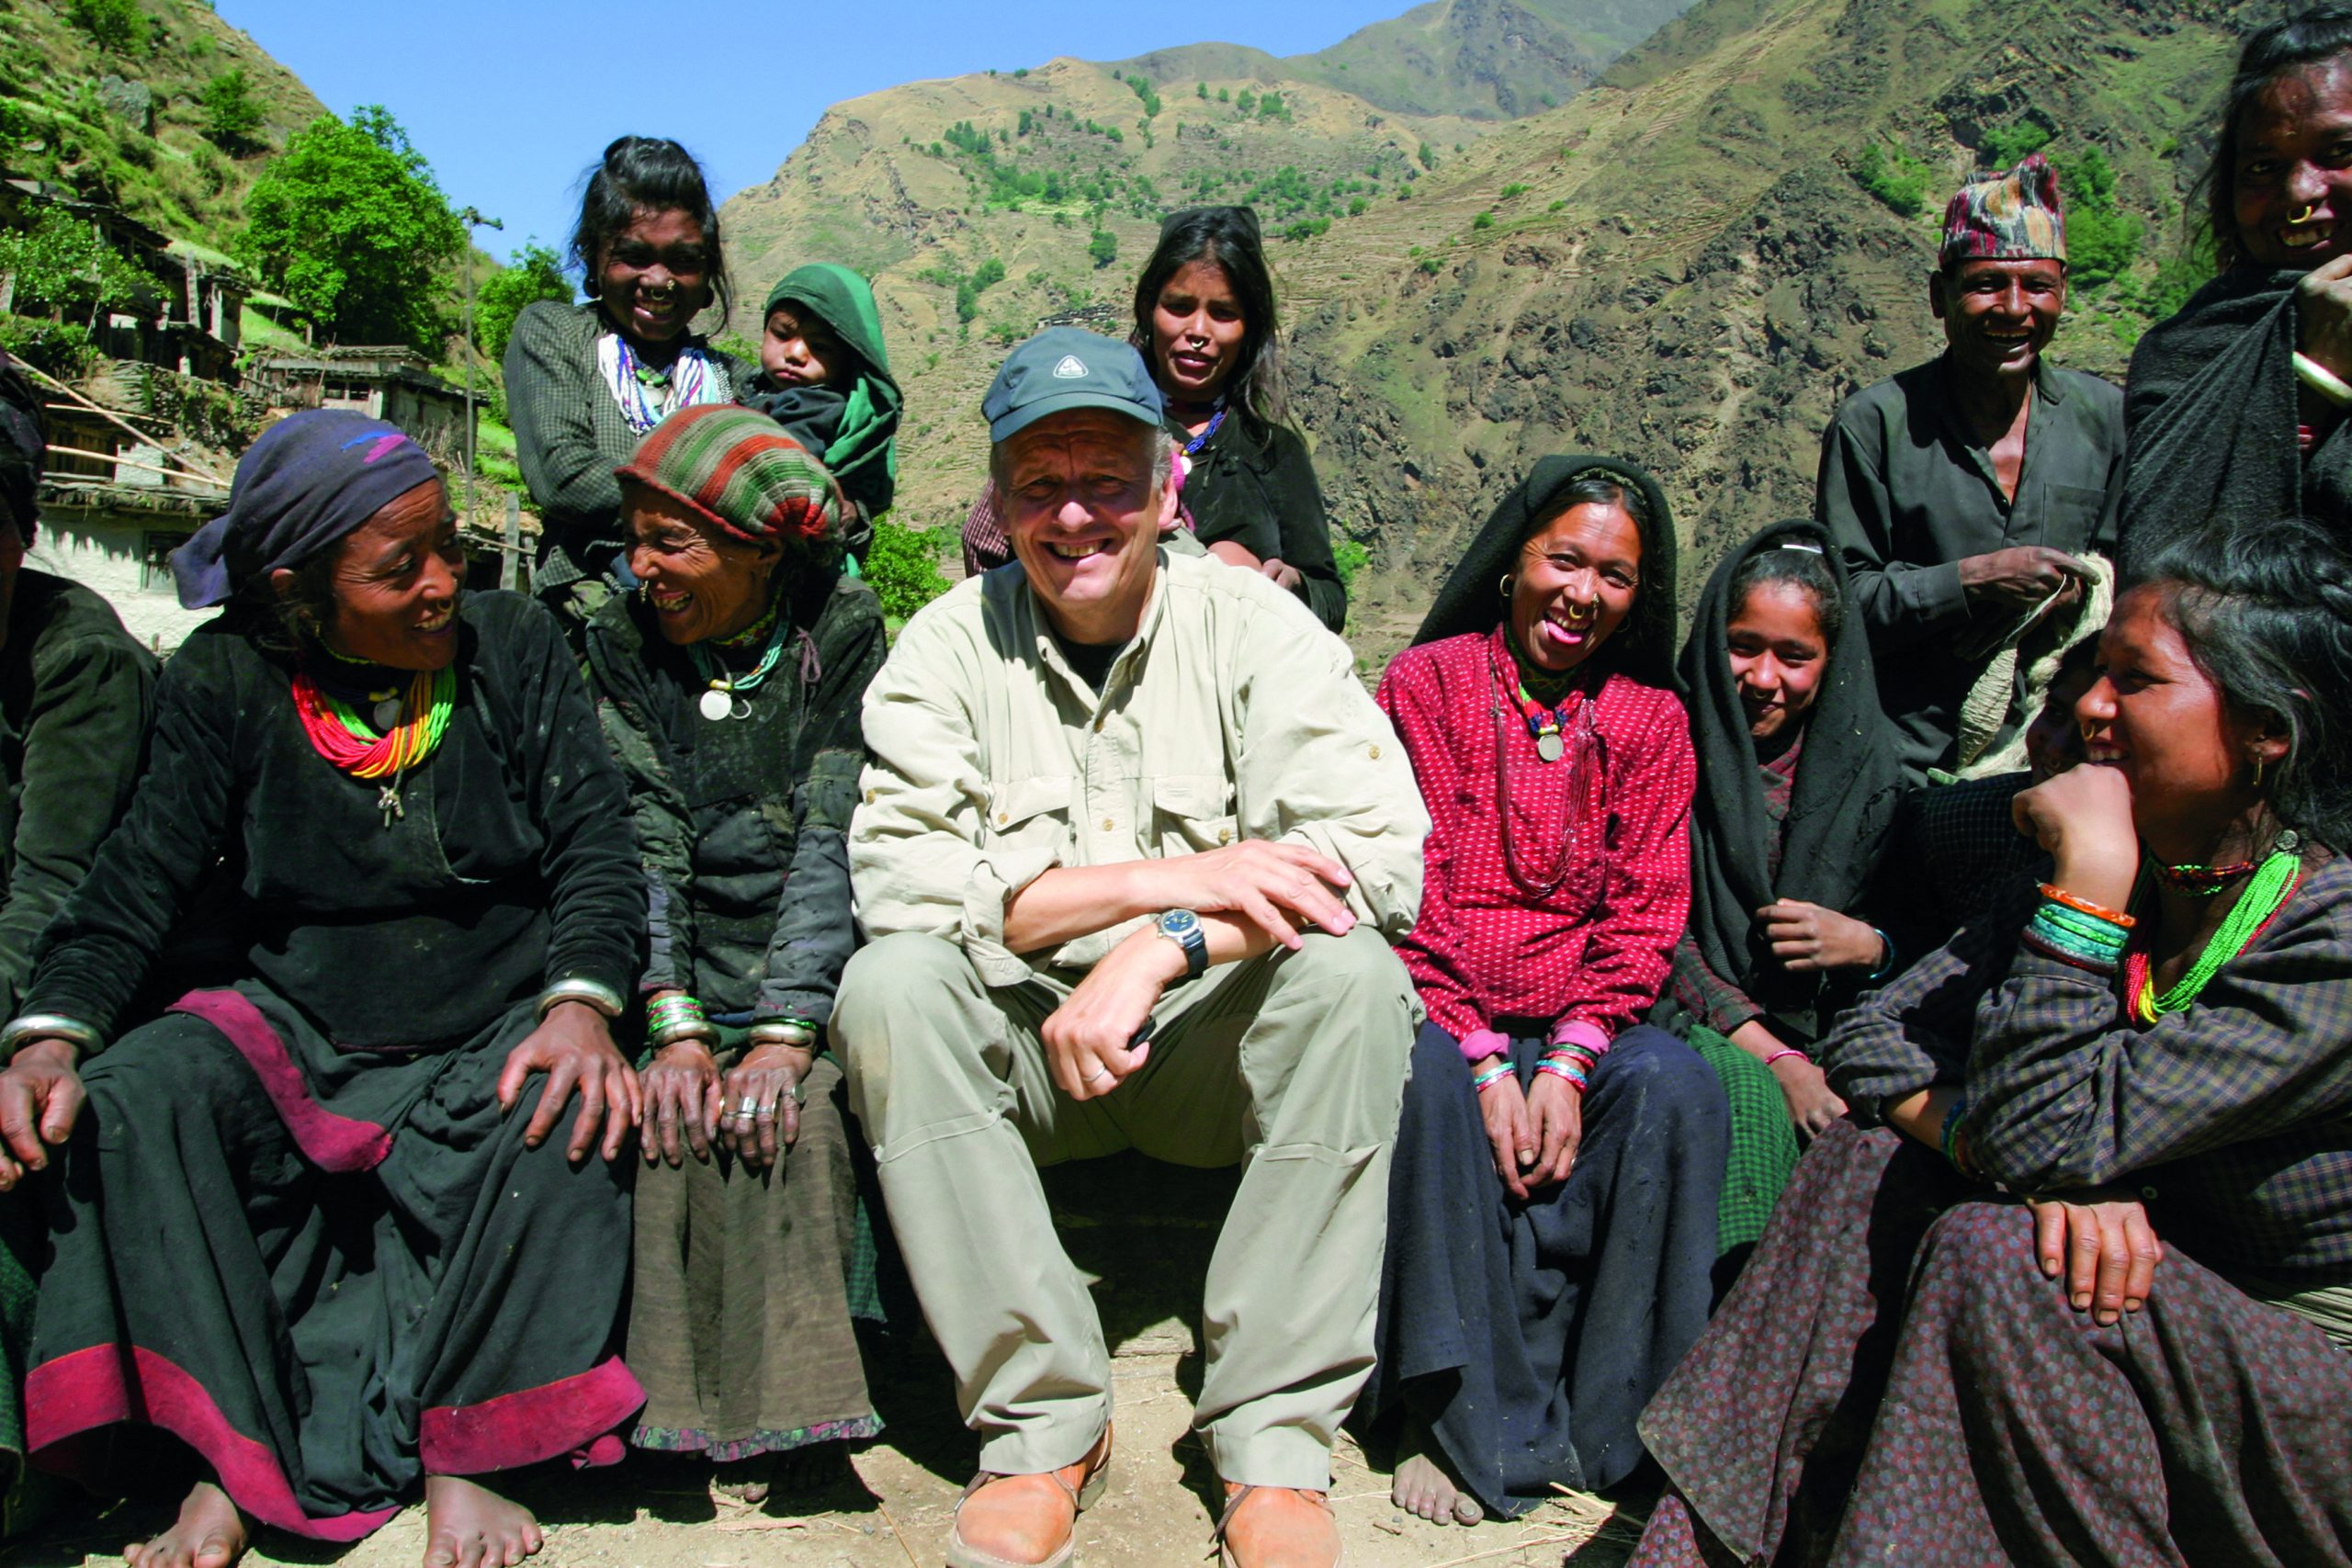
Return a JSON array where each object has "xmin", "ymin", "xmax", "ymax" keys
[
  {"xmin": 2124, "ymin": 830, "xmax": 2303, "ymax": 1021},
  {"xmin": 2148, "ymin": 856, "xmax": 2261, "ymax": 897},
  {"xmin": 689, "ymin": 607, "xmax": 790, "ymax": 721},
  {"xmin": 291, "ymin": 663, "xmax": 457, "ymax": 826}
]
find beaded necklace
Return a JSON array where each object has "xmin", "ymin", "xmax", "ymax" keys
[
  {"xmin": 1486, "ymin": 639, "xmax": 1601, "ymax": 897},
  {"xmin": 2148, "ymin": 856, "xmax": 2260, "ymax": 897},
  {"xmin": 688, "ymin": 606, "xmax": 790, "ymax": 721},
  {"xmin": 2124, "ymin": 830, "xmax": 2304, "ymax": 1021},
  {"xmin": 291, "ymin": 664, "xmax": 457, "ymax": 827},
  {"xmin": 1181, "ymin": 401, "xmax": 1227, "ymax": 457},
  {"xmin": 603, "ymin": 334, "xmax": 718, "ymax": 436}
]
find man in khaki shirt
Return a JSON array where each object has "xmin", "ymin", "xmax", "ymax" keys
[{"xmin": 835, "ymin": 329, "xmax": 1427, "ymax": 1568}]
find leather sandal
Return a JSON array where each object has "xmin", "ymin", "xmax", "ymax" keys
[
  {"xmin": 1213, "ymin": 1483, "xmax": 1341, "ymax": 1568},
  {"xmin": 945, "ymin": 1425, "xmax": 1113, "ymax": 1568}
]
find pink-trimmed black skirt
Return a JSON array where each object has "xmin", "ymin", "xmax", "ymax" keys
[{"xmin": 25, "ymin": 984, "xmax": 641, "ymax": 1540}]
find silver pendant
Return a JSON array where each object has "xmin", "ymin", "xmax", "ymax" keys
[
  {"xmin": 370, "ymin": 697, "xmax": 402, "ymax": 732},
  {"xmin": 699, "ymin": 686, "xmax": 734, "ymax": 722},
  {"xmin": 377, "ymin": 783, "xmax": 404, "ymax": 829},
  {"xmin": 1537, "ymin": 731, "xmax": 1566, "ymax": 763}
]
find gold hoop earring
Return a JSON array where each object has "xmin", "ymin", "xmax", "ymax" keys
[{"xmin": 2255, "ymin": 753, "xmax": 2269, "ymax": 789}]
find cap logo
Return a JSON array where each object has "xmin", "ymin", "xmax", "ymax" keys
[{"xmin": 1051, "ymin": 355, "xmax": 1089, "ymax": 379}]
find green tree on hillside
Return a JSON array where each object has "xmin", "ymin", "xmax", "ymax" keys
[
  {"xmin": 198, "ymin": 69, "xmax": 265, "ymax": 151},
  {"xmin": 1089, "ymin": 229, "xmax": 1118, "ymax": 269},
  {"xmin": 240, "ymin": 106, "xmax": 464, "ymax": 356},
  {"xmin": 473, "ymin": 241, "xmax": 571, "ymax": 362},
  {"xmin": 64, "ymin": 0, "xmax": 155, "ymax": 55},
  {"xmin": 0, "ymin": 208, "xmax": 147, "ymax": 322}
]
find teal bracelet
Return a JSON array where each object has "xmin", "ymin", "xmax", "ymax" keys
[
  {"xmin": 1471, "ymin": 1063, "xmax": 1515, "ymax": 1093},
  {"xmin": 2029, "ymin": 909, "xmax": 2127, "ymax": 963},
  {"xmin": 2036, "ymin": 901, "xmax": 2130, "ymax": 946}
]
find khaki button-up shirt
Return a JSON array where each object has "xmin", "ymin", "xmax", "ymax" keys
[{"xmin": 852, "ymin": 549, "xmax": 1430, "ymax": 985}]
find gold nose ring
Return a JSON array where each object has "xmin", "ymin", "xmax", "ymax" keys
[{"xmin": 2293, "ymin": 203, "xmax": 2321, "ymax": 225}]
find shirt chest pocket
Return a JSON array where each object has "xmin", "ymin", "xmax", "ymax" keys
[
  {"xmin": 1151, "ymin": 773, "xmax": 1238, "ymax": 855},
  {"xmin": 2036, "ymin": 481, "xmax": 2110, "ymax": 548},
  {"xmin": 986, "ymin": 775, "xmax": 1074, "ymax": 863}
]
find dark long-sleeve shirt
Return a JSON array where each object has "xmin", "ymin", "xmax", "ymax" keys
[
  {"xmin": 1817, "ymin": 355, "xmax": 2124, "ymax": 779},
  {"xmin": 1870, "ymin": 771, "xmax": 2048, "ymax": 964},
  {"xmin": 22, "ymin": 592, "xmax": 641, "ymax": 1050},
  {"xmin": 585, "ymin": 570, "xmax": 883, "ymax": 1025},
  {"xmin": 1820, "ymin": 855, "xmax": 2352, "ymax": 1281},
  {"xmin": 504, "ymin": 300, "xmax": 746, "ymax": 591},
  {"xmin": 0, "ymin": 571, "xmax": 153, "ymax": 1014},
  {"xmin": 1172, "ymin": 412, "xmax": 1348, "ymax": 634}
]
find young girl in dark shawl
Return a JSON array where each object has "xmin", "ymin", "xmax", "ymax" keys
[
  {"xmin": 738, "ymin": 264, "xmax": 901, "ymax": 562},
  {"xmin": 1362, "ymin": 456, "xmax": 1726, "ymax": 1528},
  {"xmin": 0, "ymin": 411, "xmax": 645, "ymax": 1568},
  {"xmin": 1632, "ymin": 513, "xmax": 2352, "ymax": 1568},
  {"xmin": 1662, "ymin": 521, "xmax": 1904, "ymax": 1252},
  {"xmin": 585, "ymin": 405, "xmax": 885, "ymax": 1500},
  {"xmin": 2120, "ymin": 6, "xmax": 2352, "ymax": 547}
]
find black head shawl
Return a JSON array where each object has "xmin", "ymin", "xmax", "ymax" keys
[
  {"xmin": 0, "ymin": 350, "xmax": 43, "ymax": 539},
  {"xmin": 1678, "ymin": 519, "xmax": 1904, "ymax": 1037},
  {"xmin": 1412, "ymin": 454, "xmax": 1679, "ymax": 691}
]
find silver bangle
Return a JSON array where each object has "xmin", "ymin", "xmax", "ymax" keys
[
  {"xmin": 537, "ymin": 978, "xmax": 624, "ymax": 1021},
  {"xmin": 0, "ymin": 1013, "xmax": 102, "ymax": 1060},
  {"xmin": 650, "ymin": 1020, "xmax": 719, "ymax": 1049},
  {"xmin": 748, "ymin": 1019, "xmax": 818, "ymax": 1049}
]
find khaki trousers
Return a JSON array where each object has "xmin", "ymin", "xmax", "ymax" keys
[{"xmin": 833, "ymin": 923, "xmax": 1414, "ymax": 1489}]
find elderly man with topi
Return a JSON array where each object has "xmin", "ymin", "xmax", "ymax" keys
[
  {"xmin": 1817, "ymin": 154, "xmax": 2125, "ymax": 783},
  {"xmin": 831, "ymin": 327, "xmax": 1428, "ymax": 1568}
]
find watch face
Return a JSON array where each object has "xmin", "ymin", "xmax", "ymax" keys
[{"xmin": 1159, "ymin": 909, "xmax": 1201, "ymax": 937}]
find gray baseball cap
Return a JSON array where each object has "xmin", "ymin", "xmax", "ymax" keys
[{"xmin": 983, "ymin": 327, "xmax": 1165, "ymax": 443}]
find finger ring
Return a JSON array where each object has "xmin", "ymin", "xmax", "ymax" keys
[
  {"xmin": 737, "ymin": 1098, "xmax": 759, "ymax": 1116},
  {"xmin": 1088, "ymin": 1067, "xmax": 1114, "ymax": 1085}
]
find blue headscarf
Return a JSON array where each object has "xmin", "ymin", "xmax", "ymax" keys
[{"xmin": 172, "ymin": 410, "xmax": 443, "ymax": 609}]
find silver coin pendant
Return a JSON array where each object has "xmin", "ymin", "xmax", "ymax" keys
[
  {"xmin": 699, "ymin": 686, "xmax": 735, "ymax": 722},
  {"xmin": 1536, "ymin": 731, "xmax": 1566, "ymax": 763},
  {"xmin": 371, "ymin": 697, "xmax": 403, "ymax": 732}
]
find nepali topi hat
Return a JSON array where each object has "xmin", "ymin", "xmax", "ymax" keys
[{"xmin": 1940, "ymin": 152, "xmax": 2067, "ymax": 267}]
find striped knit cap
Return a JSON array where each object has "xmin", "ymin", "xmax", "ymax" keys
[
  {"xmin": 1940, "ymin": 152, "xmax": 2066, "ymax": 267},
  {"xmin": 615, "ymin": 403, "xmax": 840, "ymax": 546}
]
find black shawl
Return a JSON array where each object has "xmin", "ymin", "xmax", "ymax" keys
[
  {"xmin": 1413, "ymin": 454, "xmax": 1679, "ymax": 690},
  {"xmin": 1677, "ymin": 519, "xmax": 1904, "ymax": 1038},
  {"xmin": 2120, "ymin": 265, "xmax": 2352, "ymax": 560}
]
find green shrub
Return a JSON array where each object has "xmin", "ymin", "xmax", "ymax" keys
[
  {"xmin": 1500, "ymin": 183, "xmax": 1529, "ymax": 199},
  {"xmin": 865, "ymin": 519, "xmax": 953, "ymax": 620},
  {"xmin": 0, "ymin": 314, "xmax": 96, "ymax": 376},
  {"xmin": 1089, "ymin": 229, "xmax": 1118, "ymax": 268},
  {"xmin": 1333, "ymin": 537, "xmax": 1370, "ymax": 590},
  {"xmin": 473, "ymin": 241, "xmax": 571, "ymax": 362},
  {"xmin": 1980, "ymin": 120, "xmax": 2052, "ymax": 169},
  {"xmin": 1852, "ymin": 141, "xmax": 1931, "ymax": 218},
  {"xmin": 64, "ymin": 0, "xmax": 151, "ymax": 53},
  {"xmin": 1472, "ymin": 210, "xmax": 1495, "ymax": 230},
  {"xmin": 199, "ymin": 68, "xmax": 264, "ymax": 149}
]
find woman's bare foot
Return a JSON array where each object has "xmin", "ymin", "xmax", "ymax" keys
[
  {"xmin": 1391, "ymin": 1419, "xmax": 1483, "ymax": 1526},
  {"xmin": 423, "ymin": 1475, "xmax": 543, "ymax": 1568},
  {"xmin": 126, "ymin": 1480, "xmax": 249, "ymax": 1568}
]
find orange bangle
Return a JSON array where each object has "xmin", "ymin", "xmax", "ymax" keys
[{"xmin": 2039, "ymin": 883, "xmax": 2136, "ymax": 930}]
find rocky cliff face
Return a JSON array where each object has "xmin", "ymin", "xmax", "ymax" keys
[{"xmin": 1284, "ymin": 0, "xmax": 2269, "ymax": 666}]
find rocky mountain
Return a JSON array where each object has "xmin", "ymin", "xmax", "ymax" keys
[
  {"xmin": 718, "ymin": 0, "xmax": 1705, "ymax": 539},
  {"xmin": 734, "ymin": 0, "xmax": 2260, "ymax": 668},
  {"xmin": 0, "ymin": 0, "xmax": 327, "ymax": 248},
  {"xmin": 1117, "ymin": 0, "xmax": 1700, "ymax": 121},
  {"xmin": 1290, "ymin": 0, "xmax": 2263, "ymax": 660}
]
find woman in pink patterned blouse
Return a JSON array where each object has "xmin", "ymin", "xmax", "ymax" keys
[{"xmin": 1357, "ymin": 456, "xmax": 1726, "ymax": 1529}]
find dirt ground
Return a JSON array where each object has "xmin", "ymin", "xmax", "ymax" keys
[{"xmin": 9, "ymin": 1161, "xmax": 1651, "ymax": 1568}]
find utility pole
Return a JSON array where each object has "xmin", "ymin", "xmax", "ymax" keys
[{"xmin": 456, "ymin": 207, "xmax": 503, "ymax": 534}]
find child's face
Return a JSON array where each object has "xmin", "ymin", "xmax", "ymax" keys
[{"xmin": 762, "ymin": 305, "xmax": 842, "ymax": 388}]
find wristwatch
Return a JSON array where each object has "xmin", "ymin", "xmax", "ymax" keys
[{"xmin": 1154, "ymin": 908, "xmax": 1208, "ymax": 982}]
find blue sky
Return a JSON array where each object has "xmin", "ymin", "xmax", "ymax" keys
[{"xmin": 213, "ymin": 1, "xmax": 1414, "ymax": 269}]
